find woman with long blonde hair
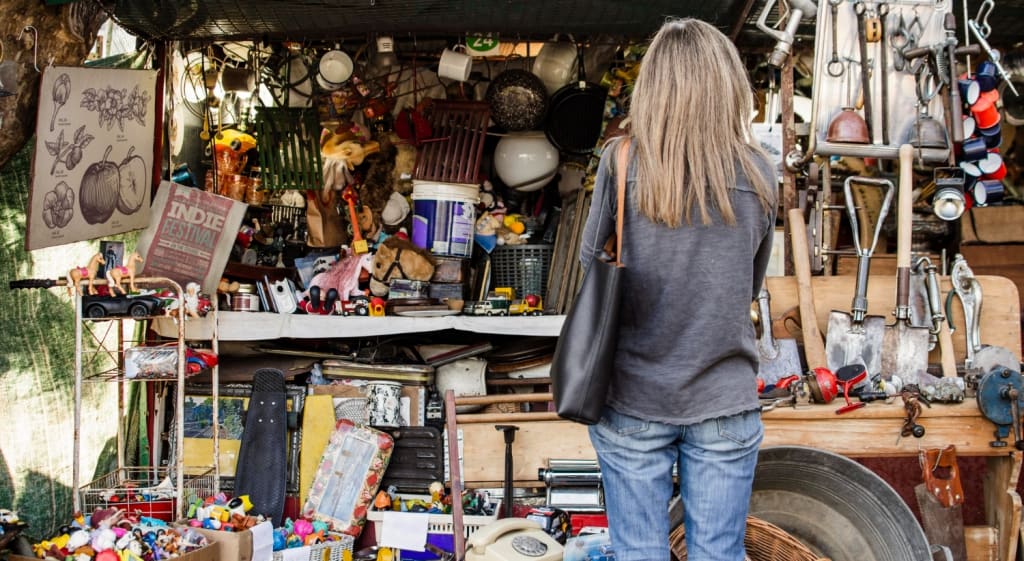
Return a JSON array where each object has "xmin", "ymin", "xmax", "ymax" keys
[{"xmin": 580, "ymin": 18, "xmax": 777, "ymax": 561}]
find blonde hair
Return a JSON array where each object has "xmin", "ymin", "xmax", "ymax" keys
[{"xmin": 629, "ymin": 18, "xmax": 775, "ymax": 227}]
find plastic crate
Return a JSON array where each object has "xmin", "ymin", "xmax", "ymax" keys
[
  {"xmin": 366, "ymin": 500, "xmax": 501, "ymax": 541},
  {"xmin": 272, "ymin": 534, "xmax": 354, "ymax": 561},
  {"xmin": 489, "ymin": 244, "xmax": 553, "ymax": 299},
  {"xmin": 80, "ymin": 467, "xmax": 215, "ymax": 522}
]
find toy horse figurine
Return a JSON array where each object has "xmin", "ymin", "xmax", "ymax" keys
[
  {"xmin": 369, "ymin": 236, "xmax": 436, "ymax": 297},
  {"xmin": 107, "ymin": 252, "xmax": 143, "ymax": 295},
  {"xmin": 67, "ymin": 253, "xmax": 105, "ymax": 296}
]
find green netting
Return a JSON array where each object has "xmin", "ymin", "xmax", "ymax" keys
[{"xmin": 0, "ymin": 142, "xmax": 144, "ymax": 541}]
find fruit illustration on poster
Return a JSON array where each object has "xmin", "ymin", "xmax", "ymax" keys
[
  {"xmin": 79, "ymin": 145, "xmax": 120, "ymax": 224},
  {"xmin": 41, "ymin": 181, "xmax": 75, "ymax": 229},
  {"xmin": 117, "ymin": 146, "xmax": 147, "ymax": 215}
]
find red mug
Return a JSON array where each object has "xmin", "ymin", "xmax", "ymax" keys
[{"xmin": 970, "ymin": 90, "xmax": 1000, "ymax": 129}]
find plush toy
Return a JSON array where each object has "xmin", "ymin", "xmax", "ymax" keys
[
  {"xmin": 369, "ymin": 236, "xmax": 436, "ymax": 297},
  {"xmin": 300, "ymin": 248, "xmax": 373, "ymax": 312},
  {"xmin": 321, "ymin": 127, "xmax": 381, "ymax": 192},
  {"xmin": 379, "ymin": 132, "xmax": 417, "ymax": 196}
]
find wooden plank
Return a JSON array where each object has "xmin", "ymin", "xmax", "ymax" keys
[
  {"xmin": 965, "ymin": 525, "xmax": 998, "ymax": 561},
  {"xmin": 984, "ymin": 454, "xmax": 1022, "ymax": 561},
  {"xmin": 764, "ymin": 274, "xmax": 1020, "ymax": 363},
  {"xmin": 459, "ymin": 406, "xmax": 1018, "ymax": 485}
]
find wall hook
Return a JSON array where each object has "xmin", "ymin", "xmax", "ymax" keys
[{"xmin": 17, "ymin": 25, "xmax": 40, "ymax": 72}]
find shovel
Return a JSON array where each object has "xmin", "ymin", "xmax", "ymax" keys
[
  {"xmin": 756, "ymin": 287, "xmax": 803, "ymax": 387},
  {"xmin": 825, "ymin": 176, "xmax": 894, "ymax": 378},
  {"xmin": 881, "ymin": 144, "xmax": 932, "ymax": 385}
]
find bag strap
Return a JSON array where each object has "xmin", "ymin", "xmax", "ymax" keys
[{"xmin": 614, "ymin": 137, "xmax": 630, "ymax": 266}]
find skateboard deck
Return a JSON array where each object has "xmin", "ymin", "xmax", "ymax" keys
[
  {"xmin": 233, "ymin": 368, "xmax": 288, "ymax": 525},
  {"xmin": 302, "ymin": 419, "xmax": 393, "ymax": 536}
]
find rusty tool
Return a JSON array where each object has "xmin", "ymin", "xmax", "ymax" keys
[
  {"xmin": 881, "ymin": 145, "xmax": 931, "ymax": 386},
  {"xmin": 825, "ymin": 176, "xmax": 894, "ymax": 378},
  {"xmin": 914, "ymin": 256, "xmax": 966, "ymax": 404},
  {"xmin": 789, "ymin": 208, "xmax": 827, "ymax": 369},
  {"xmin": 756, "ymin": 287, "xmax": 803, "ymax": 386},
  {"xmin": 915, "ymin": 445, "xmax": 967, "ymax": 561}
]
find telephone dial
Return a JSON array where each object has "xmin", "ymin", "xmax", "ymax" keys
[{"xmin": 465, "ymin": 518, "xmax": 564, "ymax": 561}]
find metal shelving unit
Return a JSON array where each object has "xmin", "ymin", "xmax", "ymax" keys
[{"xmin": 72, "ymin": 276, "xmax": 219, "ymax": 520}]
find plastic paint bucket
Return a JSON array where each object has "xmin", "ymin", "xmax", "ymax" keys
[{"xmin": 411, "ymin": 181, "xmax": 480, "ymax": 257}]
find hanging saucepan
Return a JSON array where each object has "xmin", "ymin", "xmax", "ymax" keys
[{"xmin": 545, "ymin": 42, "xmax": 607, "ymax": 155}]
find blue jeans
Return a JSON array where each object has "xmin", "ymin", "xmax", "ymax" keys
[{"xmin": 588, "ymin": 406, "xmax": 763, "ymax": 561}]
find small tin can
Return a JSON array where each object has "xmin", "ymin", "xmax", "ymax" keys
[{"xmin": 231, "ymin": 284, "xmax": 260, "ymax": 312}]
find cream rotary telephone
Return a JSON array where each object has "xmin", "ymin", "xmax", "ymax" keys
[{"xmin": 464, "ymin": 518, "xmax": 564, "ymax": 561}]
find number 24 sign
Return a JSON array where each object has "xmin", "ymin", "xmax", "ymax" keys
[{"xmin": 465, "ymin": 34, "xmax": 500, "ymax": 56}]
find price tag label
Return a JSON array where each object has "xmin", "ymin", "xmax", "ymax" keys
[{"xmin": 465, "ymin": 34, "xmax": 500, "ymax": 56}]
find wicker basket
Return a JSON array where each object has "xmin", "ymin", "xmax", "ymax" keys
[
  {"xmin": 271, "ymin": 535, "xmax": 354, "ymax": 561},
  {"xmin": 669, "ymin": 515, "xmax": 823, "ymax": 561},
  {"xmin": 489, "ymin": 244, "xmax": 553, "ymax": 300}
]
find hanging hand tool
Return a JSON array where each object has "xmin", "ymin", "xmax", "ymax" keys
[
  {"xmin": 826, "ymin": 176, "xmax": 894, "ymax": 379},
  {"xmin": 826, "ymin": 0, "xmax": 845, "ymax": 77},
  {"xmin": 495, "ymin": 425, "xmax": 519, "ymax": 519},
  {"xmin": 789, "ymin": 208, "xmax": 828, "ymax": 369},
  {"xmin": 882, "ymin": 145, "xmax": 931, "ymax": 386},
  {"xmin": 853, "ymin": 2, "xmax": 875, "ymax": 142},
  {"xmin": 878, "ymin": 3, "xmax": 891, "ymax": 145},
  {"xmin": 968, "ymin": 0, "xmax": 1019, "ymax": 97},
  {"xmin": 755, "ymin": 0, "xmax": 818, "ymax": 68}
]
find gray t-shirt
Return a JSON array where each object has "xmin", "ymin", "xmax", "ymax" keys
[{"xmin": 579, "ymin": 139, "xmax": 777, "ymax": 425}]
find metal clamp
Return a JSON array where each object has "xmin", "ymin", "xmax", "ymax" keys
[{"xmin": 948, "ymin": 254, "xmax": 982, "ymax": 368}]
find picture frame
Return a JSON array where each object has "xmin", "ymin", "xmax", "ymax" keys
[
  {"xmin": 98, "ymin": 240, "xmax": 125, "ymax": 282},
  {"xmin": 179, "ymin": 383, "xmax": 305, "ymax": 493}
]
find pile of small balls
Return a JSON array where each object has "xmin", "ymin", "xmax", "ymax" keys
[
  {"xmin": 31, "ymin": 508, "xmax": 209, "ymax": 561},
  {"xmin": 185, "ymin": 493, "xmax": 261, "ymax": 531}
]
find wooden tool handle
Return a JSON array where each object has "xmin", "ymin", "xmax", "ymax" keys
[
  {"xmin": 937, "ymin": 313, "xmax": 959, "ymax": 378},
  {"xmin": 897, "ymin": 144, "xmax": 914, "ymax": 270},
  {"xmin": 788, "ymin": 208, "xmax": 827, "ymax": 369}
]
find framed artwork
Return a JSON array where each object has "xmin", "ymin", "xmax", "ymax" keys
[
  {"xmin": 27, "ymin": 66, "xmax": 158, "ymax": 250},
  {"xmin": 98, "ymin": 240, "xmax": 125, "ymax": 282},
  {"xmin": 180, "ymin": 384, "xmax": 305, "ymax": 493}
]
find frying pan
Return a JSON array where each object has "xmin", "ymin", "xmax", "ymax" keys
[{"xmin": 544, "ymin": 43, "xmax": 607, "ymax": 155}]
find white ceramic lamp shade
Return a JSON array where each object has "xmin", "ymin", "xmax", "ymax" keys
[{"xmin": 493, "ymin": 131, "xmax": 560, "ymax": 192}]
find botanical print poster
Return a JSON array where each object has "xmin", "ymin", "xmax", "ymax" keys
[{"xmin": 26, "ymin": 66, "xmax": 158, "ymax": 250}]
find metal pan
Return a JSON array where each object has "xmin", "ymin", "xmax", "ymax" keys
[
  {"xmin": 544, "ymin": 43, "xmax": 607, "ymax": 155},
  {"xmin": 825, "ymin": 176, "xmax": 894, "ymax": 378}
]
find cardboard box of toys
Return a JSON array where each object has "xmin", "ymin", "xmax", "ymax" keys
[
  {"xmin": 190, "ymin": 526, "xmax": 253, "ymax": 561},
  {"xmin": 10, "ymin": 543, "xmax": 220, "ymax": 561}
]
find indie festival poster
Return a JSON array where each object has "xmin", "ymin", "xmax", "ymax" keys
[{"xmin": 135, "ymin": 181, "xmax": 247, "ymax": 294}]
